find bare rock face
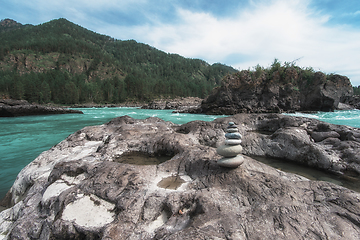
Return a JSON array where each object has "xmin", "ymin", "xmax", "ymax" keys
[
  {"xmin": 300, "ymin": 72, "xmax": 354, "ymax": 112},
  {"xmin": 349, "ymin": 95, "xmax": 360, "ymax": 110},
  {"xmin": 196, "ymin": 69, "xmax": 354, "ymax": 114},
  {"xmin": 1, "ymin": 115, "xmax": 360, "ymax": 239}
]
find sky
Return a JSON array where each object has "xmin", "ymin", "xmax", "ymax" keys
[{"xmin": 1, "ymin": 0, "xmax": 360, "ymax": 86}]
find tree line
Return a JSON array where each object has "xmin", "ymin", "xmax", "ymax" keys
[
  {"xmin": 354, "ymin": 86, "xmax": 360, "ymax": 95},
  {"xmin": 0, "ymin": 68, "xmax": 220, "ymax": 104}
]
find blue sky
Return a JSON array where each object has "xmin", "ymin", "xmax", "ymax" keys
[{"xmin": 1, "ymin": 0, "xmax": 360, "ymax": 86}]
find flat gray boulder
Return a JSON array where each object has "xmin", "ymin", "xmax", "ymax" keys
[{"xmin": 1, "ymin": 114, "xmax": 360, "ymax": 239}]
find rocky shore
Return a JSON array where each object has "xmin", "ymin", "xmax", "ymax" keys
[
  {"xmin": 1, "ymin": 114, "xmax": 360, "ymax": 239},
  {"xmin": 349, "ymin": 95, "xmax": 360, "ymax": 109},
  {"xmin": 69, "ymin": 101, "xmax": 145, "ymax": 109},
  {"xmin": 0, "ymin": 99, "xmax": 83, "ymax": 117},
  {"xmin": 141, "ymin": 97, "xmax": 202, "ymax": 112}
]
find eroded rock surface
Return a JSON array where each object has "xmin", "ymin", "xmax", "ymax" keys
[{"xmin": 1, "ymin": 115, "xmax": 360, "ymax": 239}]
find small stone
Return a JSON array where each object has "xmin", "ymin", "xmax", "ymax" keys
[
  {"xmin": 216, "ymin": 144, "xmax": 243, "ymax": 157},
  {"xmin": 228, "ymin": 122, "xmax": 235, "ymax": 126},
  {"xmin": 225, "ymin": 139, "xmax": 242, "ymax": 145},
  {"xmin": 226, "ymin": 128, "xmax": 239, "ymax": 133},
  {"xmin": 225, "ymin": 132, "xmax": 242, "ymax": 139},
  {"xmin": 227, "ymin": 125, "xmax": 238, "ymax": 129},
  {"xmin": 217, "ymin": 155, "xmax": 244, "ymax": 168}
]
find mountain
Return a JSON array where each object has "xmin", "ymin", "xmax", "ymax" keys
[{"xmin": 0, "ymin": 18, "xmax": 237, "ymax": 104}]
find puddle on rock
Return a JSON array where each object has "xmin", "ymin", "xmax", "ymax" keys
[
  {"xmin": 157, "ymin": 175, "xmax": 186, "ymax": 190},
  {"xmin": 115, "ymin": 152, "xmax": 173, "ymax": 165},
  {"xmin": 252, "ymin": 156, "xmax": 360, "ymax": 192}
]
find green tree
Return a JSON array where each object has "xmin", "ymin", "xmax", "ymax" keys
[
  {"xmin": 23, "ymin": 72, "xmax": 41, "ymax": 103},
  {"xmin": 125, "ymin": 73, "xmax": 142, "ymax": 98},
  {"xmin": 354, "ymin": 86, "xmax": 360, "ymax": 95},
  {"xmin": 10, "ymin": 74, "xmax": 24, "ymax": 99},
  {"xmin": 40, "ymin": 81, "xmax": 51, "ymax": 103},
  {"xmin": 51, "ymin": 72, "xmax": 66, "ymax": 103},
  {"xmin": 0, "ymin": 73, "xmax": 12, "ymax": 95},
  {"xmin": 102, "ymin": 79, "xmax": 114, "ymax": 103},
  {"xmin": 64, "ymin": 81, "xmax": 79, "ymax": 104}
]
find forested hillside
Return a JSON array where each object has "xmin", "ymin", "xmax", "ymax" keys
[{"xmin": 0, "ymin": 18, "xmax": 237, "ymax": 104}]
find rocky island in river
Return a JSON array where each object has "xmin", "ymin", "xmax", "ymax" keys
[
  {"xmin": 0, "ymin": 99, "xmax": 83, "ymax": 117},
  {"xmin": 1, "ymin": 113, "xmax": 360, "ymax": 239},
  {"xmin": 188, "ymin": 68, "xmax": 355, "ymax": 115},
  {"xmin": 144, "ymin": 68, "xmax": 359, "ymax": 115}
]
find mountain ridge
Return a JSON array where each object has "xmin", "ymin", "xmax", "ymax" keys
[{"xmin": 0, "ymin": 18, "xmax": 237, "ymax": 104}]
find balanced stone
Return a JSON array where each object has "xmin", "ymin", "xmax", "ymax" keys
[
  {"xmin": 225, "ymin": 139, "xmax": 242, "ymax": 145},
  {"xmin": 216, "ymin": 122, "xmax": 244, "ymax": 168},
  {"xmin": 225, "ymin": 132, "xmax": 242, "ymax": 139},
  {"xmin": 226, "ymin": 128, "xmax": 239, "ymax": 133},
  {"xmin": 216, "ymin": 144, "xmax": 243, "ymax": 157},
  {"xmin": 217, "ymin": 155, "xmax": 244, "ymax": 168}
]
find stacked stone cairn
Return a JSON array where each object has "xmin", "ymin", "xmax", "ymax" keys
[{"xmin": 216, "ymin": 122, "xmax": 244, "ymax": 168}]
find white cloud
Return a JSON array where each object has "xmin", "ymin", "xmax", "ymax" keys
[{"xmin": 102, "ymin": 0, "xmax": 360, "ymax": 85}]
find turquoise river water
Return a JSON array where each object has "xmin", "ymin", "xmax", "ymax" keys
[
  {"xmin": 0, "ymin": 108, "xmax": 225, "ymax": 200},
  {"xmin": 0, "ymin": 108, "xmax": 359, "ymax": 200},
  {"xmin": 285, "ymin": 109, "xmax": 360, "ymax": 128}
]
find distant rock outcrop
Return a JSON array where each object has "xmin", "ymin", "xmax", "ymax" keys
[
  {"xmin": 1, "ymin": 114, "xmax": 360, "ymax": 239},
  {"xmin": 0, "ymin": 99, "xmax": 83, "ymax": 117},
  {"xmin": 349, "ymin": 95, "xmax": 360, "ymax": 110},
  {"xmin": 193, "ymin": 68, "xmax": 354, "ymax": 114},
  {"xmin": 142, "ymin": 97, "xmax": 202, "ymax": 111}
]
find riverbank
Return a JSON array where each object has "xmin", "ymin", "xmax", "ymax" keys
[
  {"xmin": 64, "ymin": 97, "xmax": 203, "ymax": 111},
  {"xmin": 0, "ymin": 99, "xmax": 83, "ymax": 117},
  {"xmin": 4, "ymin": 94, "xmax": 360, "ymax": 116},
  {"xmin": 66, "ymin": 101, "xmax": 145, "ymax": 108}
]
